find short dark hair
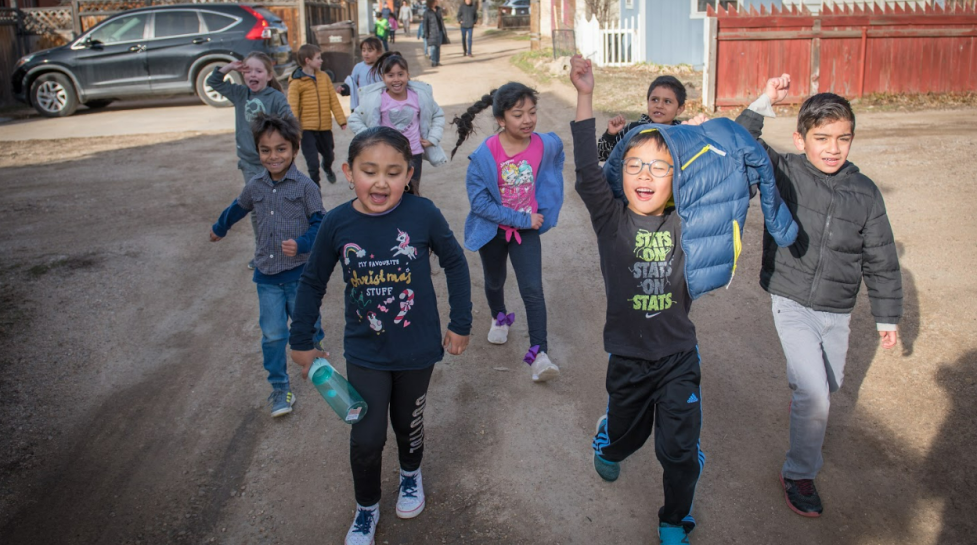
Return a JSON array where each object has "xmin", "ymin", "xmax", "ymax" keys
[
  {"xmin": 646, "ymin": 75, "xmax": 687, "ymax": 106},
  {"xmin": 426, "ymin": 0, "xmax": 437, "ymax": 9},
  {"xmin": 348, "ymin": 126, "xmax": 414, "ymax": 166},
  {"xmin": 797, "ymin": 92, "xmax": 855, "ymax": 137},
  {"xmin": 251, "ymin": 113, "xmax": 301, "ymax": 151},
  {"xmin": 360, "ymin": 36, "xmax": 383, "ymax": 54},
  {"xmin": 297, "ymin": 44, "xmax": 320, "ymax": 66},
  {"xmin": 623, "ymin": 128, "xmax": 669, "ymax": 157}
]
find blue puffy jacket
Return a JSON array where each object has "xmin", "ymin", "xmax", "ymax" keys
[{"xmin": 602, "ymin": 119, "xmax": 798, "ymax": 299}]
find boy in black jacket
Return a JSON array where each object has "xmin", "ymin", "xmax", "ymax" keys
[{"xmin": 736, "ymin": 74, "xmax": 902, "ymax": 517}]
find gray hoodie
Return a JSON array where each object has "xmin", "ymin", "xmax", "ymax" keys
[{"xmin": 206, "ymin": 67, "xmax": 293, "ymax": 167}]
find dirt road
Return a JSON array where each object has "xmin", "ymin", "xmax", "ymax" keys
[{"xmin": 1, "ymin": 30, "xmax": 975, "ymax": 545}]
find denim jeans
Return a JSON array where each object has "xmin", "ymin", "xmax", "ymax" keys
[
  {"xmin": 257, "ymin": 280, "xmax": 323, "ymax": 390},
  {"xmin": 460, "ymin": 26, "xmax": 473, "ymax": 54},
  {"xmin": 429, "ymin": 43, "xmax": 440, "ymax": 65},
  {"xmin": 477, "ymin": 228, "xmax": 547, "ymax": 352},
  {"xmin": 417, "ymin": 19, "xmax": 423, "ymax": 39}
]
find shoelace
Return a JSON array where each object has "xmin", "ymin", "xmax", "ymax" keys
[
  {"xmin": 352, "ymin": 508, "xmax": 375, "ymax": 534},
  {"xmin": 400, "ymin": 474, "xmax": 418, "ymax": 498},
  {"xmin": 794, "ymin": 479, "xmax": 816, "ymax": 496}
]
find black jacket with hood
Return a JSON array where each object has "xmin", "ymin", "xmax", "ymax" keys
[{"xmin": 735, "ymin": 108, "xmax": 902, "ymax": 325}]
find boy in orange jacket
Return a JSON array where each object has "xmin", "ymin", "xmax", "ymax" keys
[{"xmin": 288, "ymin": 44, "xmax": 348, "ymax": 185}]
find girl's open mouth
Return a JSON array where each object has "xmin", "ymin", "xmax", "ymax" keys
[
  {"xmin": 369, "ymin": 193, "xmax": 389, "ymax": 205},
  {"xmin": 634, "ymin": 188, "xmax": 655, "ymax": 201}
]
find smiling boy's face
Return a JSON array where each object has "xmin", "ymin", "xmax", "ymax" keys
[
  {"xmin": 258, "ymin": 130, "xmax": 298, "ymax": 180},
  {"xmin": 646, "ymin": 86, "xmax": 685, "ymax": 125},
  {"xmin": 623, "ymin": 140, "xmax": 674, "ymax": 217},
  {"xmin": 793, "ymin": 118, "xmax": 853, "ymax": 175}
]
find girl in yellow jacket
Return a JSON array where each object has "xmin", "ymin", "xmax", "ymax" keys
[{"xmin": 288, "ymin": 44, "xmax": 348, "ymax": 185}]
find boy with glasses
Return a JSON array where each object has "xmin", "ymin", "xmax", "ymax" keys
[{"xmin": 568, "ymin": 56, "xmax": 797, "ymax": 544}]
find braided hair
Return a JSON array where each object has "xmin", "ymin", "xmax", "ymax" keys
[
  {"xmin": 449, "ymin": 81, "xmax": 538, "ymax": 159},
  {"xmin": 369, "ymin": 51, "xmax": 409, "ymax": 81}
]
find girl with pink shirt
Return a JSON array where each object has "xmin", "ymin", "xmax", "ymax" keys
[
  {"xmin": 450, "ymin": 82, "xmax": 566, "ymax": 383},
  {"xmin": 348, "ymin": 52, "xmax": 448, "ymax": 196}
]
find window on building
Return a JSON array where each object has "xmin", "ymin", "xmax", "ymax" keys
[{"xmin": 693, "ymin": 0, "xmax": 738, "ymax": 16}]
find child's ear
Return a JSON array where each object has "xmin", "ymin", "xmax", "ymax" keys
[
  {"xmin": 342, "ymin": 162, "xmax": 354, "ymax": 182},
  {"xmin": 792, "ymin": 132, "xmax": 806, "ymax": 152},
  {"xmin": 676, "ymin": 103, "xmax": 686, "ymax": 117}
]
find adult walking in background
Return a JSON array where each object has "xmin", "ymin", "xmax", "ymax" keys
[
  {"xmin": 457, "ymin": 0, "xmax": 478, "ymax": 57},
  {"xmin": 423, "ymin": 0, "xmax": 448, "ymax": 67},
  {"xmin": 398, "ymin": 1, "xmax": 413, "ymax": 36}
]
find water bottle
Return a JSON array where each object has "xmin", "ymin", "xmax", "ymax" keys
[{"xmin": 309, "ymin": 358, "xmax": 368, "ymax": 424}]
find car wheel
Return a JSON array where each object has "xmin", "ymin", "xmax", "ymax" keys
[
  {"xmin": 196, "ymin": 62, "xmax": 243, "ymax": 108},
  {"xmin": 30, "ymin": 73, "xmax": 78, "ymax": 117},
  {"xmin": 84, "ymin": 99, "xmax": 115, "ymax": 109}
]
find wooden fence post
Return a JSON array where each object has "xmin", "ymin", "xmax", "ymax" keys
[
  {"xmin": 71, "ymin": 0, "xmax": 81, "ymax": 38},
  {"xmin": 702, "ymin": 15, "xmax": 717, "ymax": 112},
  {"xmin": 297, "ymin": 0, "xmax": 307, "ymax": 46},
  {"xmin": 530, "ymin": 0, "xmax": 540, "ymax": 50},
  {"xmin": 809, "ymin": 18, "xmax": 820, "ymax": 95}
]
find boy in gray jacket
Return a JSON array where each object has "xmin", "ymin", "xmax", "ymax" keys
[{"xmin": 737, "ymin": 74, "xmax": 902, "ymax": 518}]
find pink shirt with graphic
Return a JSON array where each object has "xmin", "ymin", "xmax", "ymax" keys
[
  {"xmin": 487, "ymin": 133, "xmax": 542, "ymax": 243},
  {"xmin": 380, "ymin": 89, "xmax": 423, "ymax": 155}
]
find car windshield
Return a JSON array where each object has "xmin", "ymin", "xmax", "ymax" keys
[{"xmin": 89, "ymin": 13, "xmax": 149, "ymax": 44}]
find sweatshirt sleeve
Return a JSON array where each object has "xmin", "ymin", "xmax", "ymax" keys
[
  {"xmin": 861, "ymin": 187, "xmax": 903, "ymax": 326},
  {"xmin": 212, "ymin": 200, "xmax": 251, "ymax": 237},
  {"xmin": 429, "ymin": 207, "xmax": 473, "ymax": 336},
  {"xmin": 290, "ymin": 214, "xmax": 339, "ymax": 351},
  {"xmin": 295, "ymin": 212, "xmax": 324, "ymax": 255},
  {"xmin": 426, "ymin": 98, "xmax": 445, "ymax": 146},
  {"xmin": 735, "ymin": 108, "xmax": 787, "ymax": 174},
  {"xmin": 206, "ymin": 67, "xmax": 246, "ymax": 104},
  {"xmin": 466, "ymin": 159, "xmax": 532, "ymax": 229},
  {"xmin": 275, "ymin": 90, "xmax": 294, "ymax": 119},
  {"xmin": 572, "ymin": 118, "xmax": 619, "ymax": 236}
]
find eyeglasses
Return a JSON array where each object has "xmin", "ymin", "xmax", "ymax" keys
[{"xmin": 624, "ymin": 157, "xmax": 673, "ymax": 178}]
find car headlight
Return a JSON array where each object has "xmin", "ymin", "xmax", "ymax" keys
[{"xmin": 15, "ymin": 54, "xmax": 34, "ymax": 69}]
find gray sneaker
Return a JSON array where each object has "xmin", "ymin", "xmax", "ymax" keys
[{"xmin": 268, "ymin": 389, "xmax": 296, "ymax": 417}]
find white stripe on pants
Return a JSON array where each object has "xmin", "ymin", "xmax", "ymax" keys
[{"xmin": 771, "ymin": 294, "xmax": 851, "ymax": 480}]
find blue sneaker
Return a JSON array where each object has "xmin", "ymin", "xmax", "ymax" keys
[
  {"xmin": 658, "ymin": 522, "xmax": 690, "ymax": 545},
  {"xmin": 345, "ymin": 504, "xmax": 379, "ymax": 545},
  {"xmin": 593, "ymin": 416, "xmax": 620, "ymax": 481},
  {"xmin": 268, "ymin": 389, "xmax": 296, "ymax": 417}
]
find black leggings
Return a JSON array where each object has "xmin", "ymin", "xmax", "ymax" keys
[
  {"xmin": 346, "ymin": 363, "xmax": 434, "ymax": 506},
  {"xmin": 299, "ymin": 129, "xmax": 335, "ymax": 186}
]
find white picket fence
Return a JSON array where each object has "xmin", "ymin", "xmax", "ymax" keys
[{"xmin": 574, "ymin": 14, "xmax": 645, "ymax": 67}]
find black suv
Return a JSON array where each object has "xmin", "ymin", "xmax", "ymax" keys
[{"xmin": 11, "ymin": 3, "xmax": 296, "ymax": 117}]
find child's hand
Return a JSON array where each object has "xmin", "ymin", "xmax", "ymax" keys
[
  {"xmin": 420, "ymin": 138, "xmax": 432, "ymax": 148},
  {"xmin": 879, "ymin": 329, "xmax": 899, "ymax": 350},
  {"xmin": 282, "ymin": 239, "xmax": 298, "ymax": 257},
  {"xmin": 291, "ymin": 347, "xmax": 331, "ymax": 379},
  {"xmin": 569, "ymin": 55, "xmax": 594, "ymax": 95},
  {"xmin": 340, "ymin": 123, "xmax": 347, "ymax": 131},
  {"xmin": 764, "ymin": 73, "xmax": 791, "ymax": 105},
  {"xmin": 607, "ymin": 115, "xmax": 627, "ymax": 135},
  {"xmin": 334, "ymin": 84, "xmax": 344, "ymax": 93},
  {"xmin": 221, "ymin": 60, "xmax": 246, "ymax": 74},
  {"xmin": 210, "ymin": 230, "xmax": 222, "ymax": 242},
  {"xmin": 530, "ymin": 213, "xmax": 544, "ymax": 229},
  {"xmin": 682, "ymin": 113, "xmax": 710, "ymax": 126},
  {"xmin": 443, "ymin": 331, "xmax": 470, "ymax": 356}
]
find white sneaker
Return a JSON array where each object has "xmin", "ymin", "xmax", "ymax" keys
[
  {"xmin": 487, "ymin": 312, "xmax": 513, "ymax": 344},
  {"xmin": 530, "ymin": 351, "xmax": 560, "ymax": 382},
  {"xmin": 395, "ymin": 469, "xmax": 426, "ymax": 519},
  {"xmin": 345, "ymin": 504, "xmax": 379, "ymax": 545}
]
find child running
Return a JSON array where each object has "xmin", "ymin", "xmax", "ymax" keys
[
  {"xmin": 736, "ymin": 75, "xmax": 902, "ymax": 518},
  {"xmin": 207, "ymin": 52, "xmax": 294, "ymax": 268},
  {"xmin": 449, "ymin": 82, "xmax": 564, "ymax": 383},
  {"xmin": 339, "ymin": 37, "xmax": 384, "ymax": 112},
  {"xmin": 288, "ymin": 127, "xmax": 472, "ymax": 545},
  {"xmin": 289, "ymin": 44, "xmax": 348, "ymax": 186},
  {"xmin": 209, "ymin": 113, "xmax": 324, "ymax": 417},
  {"xmin": 568, "ymin": 56, "xmax": 797, "ymax": 544},
  {"xmin": 597, "ymin": 75, "xmax": 689, "ymax": 163},
  {"xmin": 348, "ymin": 51, "xmax": 448, "ymax": 196}
]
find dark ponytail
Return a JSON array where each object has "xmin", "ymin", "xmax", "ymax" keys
[
  {"xmin": 369, "ymin": 51, "xmax": 410, "ymax": 81},
  {"xmin": 449, "ymin": 81, "xmax": 539, "ymax": 159}
]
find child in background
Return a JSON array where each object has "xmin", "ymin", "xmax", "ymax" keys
[
  {"xmin": 339, "ymin": 37, "xmax": 384, "ymax": 112},
  {"xmin": 289, "ymin": 44, "xmax": 348, "ymax": 186},
  {"xmin": 398, "ymin": 1, "xmax": 413, "ymax": 35},
  {"xmin": 288, "ymin": 127, "xmax": 472, "ymax": 545},
  {"xmin": 209, "ymin": 114, "xmax": 325, "ymax": 417},
  {"xmin": 388, "ymin": 12, "xmax": 398, "ymax": 44},
  {"xmin": 736, "ymin": 75, "xmax": 902, "ymax": 518},
  {"xmin": 348, "ymin": 52, "xmax": 448, "ymax": 196},
  {"xmin": 597, "ymin": 75, "xmax": 689, "ymax": 162},
  {"xmin": 569, "ymin": 55, "xmax": 797, "ymax": 544},
  {"xmin": 375, "ymin": 12, "xmax": 390, "ymax": 51},
  {"xmin": 207, "ymin": 52, "xmax": 294, "ymax": 268},
  {"xmin": 449, "ymin": 82, "xmax": 565, "ymax": 383}
]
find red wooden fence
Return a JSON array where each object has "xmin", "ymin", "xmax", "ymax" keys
[{"xmin": 702, "ymin": 1, "xmax": 977, "ymax": 109}]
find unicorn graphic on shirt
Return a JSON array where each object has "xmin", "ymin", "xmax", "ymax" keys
[{"xmin": 391, "ymin": 229, "xmax": 418, "ymax": 260}]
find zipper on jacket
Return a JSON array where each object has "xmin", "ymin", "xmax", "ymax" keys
[
  {"xmin": 726, "ymin": 219, "xmax": 743, "ymax": 289},
  {"xmin": 807, "ymin": 175, "xmax": 835, "ymax": 304},
  {"xmin": 316, "ymin": 76, "xmax": 323, "ymax": 130},
  {"xmin": 681, "ymin": 145, "xmax": 711, "ymax": 171}
]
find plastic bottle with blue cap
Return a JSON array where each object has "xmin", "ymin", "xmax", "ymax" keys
[{"xmin": 308, "ymin": 358, "xmax": 368, "ymax": 424}]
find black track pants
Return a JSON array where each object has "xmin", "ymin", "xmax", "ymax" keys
[
  {"xmin": 592, "ymin": 349, "xmax": 704, "ymax": 532},
  {"xmin": 346, "ymin": 363, "xmax": 434, "ymax": 506},
  {"xmin": 299, "ymin": 129, "xmax": 335, "ymax": 186}
]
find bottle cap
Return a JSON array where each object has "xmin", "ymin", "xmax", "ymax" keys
[{"xmin": 308, "ymin": 357, "xmax": 333, "ymax": 385}]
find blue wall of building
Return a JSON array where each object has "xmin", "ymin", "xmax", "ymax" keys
[{"xmin": 621, "ymin": 0, "xmax": 780, "ymax": 68}]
